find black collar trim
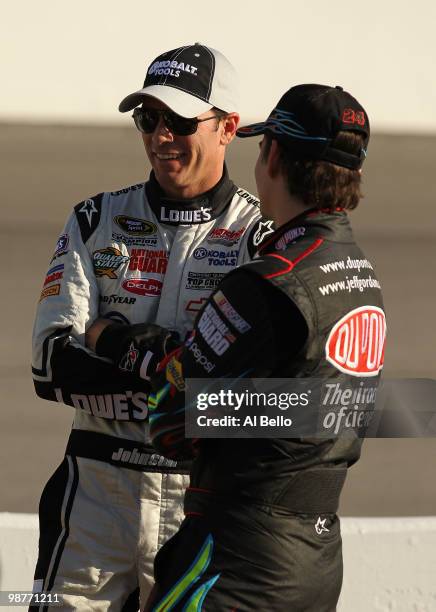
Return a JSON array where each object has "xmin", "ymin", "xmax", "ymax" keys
[{"xmin": 146, "ymin": 166, "xmax": 237, "ymax": 225}]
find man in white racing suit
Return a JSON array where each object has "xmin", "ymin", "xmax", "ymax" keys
[{"xmin": 30, "ymin": 42, "xmax": 272, "ymax": 611}]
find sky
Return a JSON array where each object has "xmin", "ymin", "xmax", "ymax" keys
[{"xmin": 3, "ymin": 0, "xmax": 436, "ymax": 131}]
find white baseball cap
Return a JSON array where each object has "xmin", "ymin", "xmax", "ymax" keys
[{"xmin": 119, "ymin": 43, "xmax": 239, "ymax": 118}]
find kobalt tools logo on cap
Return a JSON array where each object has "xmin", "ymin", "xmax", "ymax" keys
[
  {"xmin": 148, "ymin": 60, "xmax": 198, "ymax": 78},
  {"xmin": 122, "ymin": 278, "xmax": 163, "ymax": 297},
  {"xmin": 326, "ymin": 306, "xmax": 386, "ymax": 377}
]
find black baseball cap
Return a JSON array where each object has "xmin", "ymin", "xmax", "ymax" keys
[
  {"xmin": 237, "ymin": 84, "xmax": 370, "ymax": 170},
  {"xmin": 119, "ymin": 43, "xmax": 239, "ymax": 118}
]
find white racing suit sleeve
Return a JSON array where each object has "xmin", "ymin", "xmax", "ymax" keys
[{"xmin": 31, "ymin": 201, "xmax": 147, "ymax": 415}]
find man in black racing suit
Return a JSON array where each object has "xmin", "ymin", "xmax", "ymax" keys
[
  {"xmin": 144, "ymin": 84, "xmax": 387, "ymax": 611},
  {"xmin": 30, "ymin": 43, "xmax": 272, "ymax": 611}
]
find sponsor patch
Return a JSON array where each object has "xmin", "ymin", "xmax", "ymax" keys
[
  {"xmin": 110, "ymin": 184, "xmax": 143, "ymax": 196},
  {"xmin": 197, "ymin": 303, "xmax": 236, "ymax": 355},
  {"xmin": 186, "ymin": 298, "xmax": 208, "ymax": 312},
  {"xmin": 193, "ymin": 248, "xmax": 239, "ymax": 266},
  {"xmin": 160, "ymin": 206, "xmax": 212, "ymax": 224},
  {"xmin": 101, "ymin": 294, "xmax": 136, "ymax": 305},
  {"xmin": 93, "ymin": 247, "xmax": 129, "ymax": 279},
  {"xmin": 119, "ymin": 341, "xmax": 139, "ymax": 372},
  {"xmin": 325, "ymin": 306, "xmax": 386, "ymax": 377},
  {"xmin": 114, "ymin": 215, "xmax": 157, "ymax": 236},
  {"xmin": 44, "ymin": 264, "xmax": 64, "ymax": 287},
  {"xmin": 186, "ymin": 272, "xmax": 225, "ymax": 291},
  {"xmin": 128, "ymin": 248, "xmax": 168, "ymax": 274},
  {"xmin": 70, "ymin": 391, "xmax": 148, "ymax": 420},
  {"xmin": 52, "ymin": 233, "xmax": 69, "ymax": 260},
  {"xmin": 236, "ymin": 188, "xmax": 260, "ymax": 207},
  {"xmin": 213, "ymin": 290, "xmax": 251, "ymax": 333},
  {"xmin": 122, "ymin": 278, "xmax": 163, "ymax": 297},
  {"xmin": 79, "ymin": 198, "xmax": 99, "ymax": 226},
  {"xmin": 187, "ymin": 341, "xmax": 215, "ymax": 373},
  {"xmin": 207, "ymin": 227, "xmax": 246, "ymax": 246},
  {"xmin": 252, "ymin": 219, "xmax": 274, "ymax": 248},
  {"xmin": 148, "ymin": 60, "xmax": 198, "ymax": 78},
  {"xmin": 165, "ymin": 356, "xmax": 185, "ymax": 391},
  {"xmin": 275, "ymin": 226, "xmax": 306, "ymax": 250},
  {"xmin": 112, "ymin": 232, "xmax": 158, "ymax": 247},
  {"xmin": 39, "ymin": 284, "xmax": 60, "ymax": 301}
]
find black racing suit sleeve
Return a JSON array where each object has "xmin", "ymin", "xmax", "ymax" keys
[{"xmin": 148, "ymin": 268, "xmax": 308, "ymax": 459}]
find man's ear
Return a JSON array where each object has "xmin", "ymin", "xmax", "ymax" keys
[
  {"xmin": 266, "ymin": 139, "xmax": 282, "ymax": 178},
  {"xmin": 220, "ymin": 113, "xmax": 240, "ymax": 145}
]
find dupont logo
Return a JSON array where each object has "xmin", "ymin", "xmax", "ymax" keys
[
  {"xmin": 122, "ymin": 278, "xmax": 163, "ymax": 297},
  {"xmin": 325, "ymin": 306, "xmax": 386, "ymax": 377}
]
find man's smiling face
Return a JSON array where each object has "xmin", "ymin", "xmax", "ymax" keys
[{"xmin": 140, "ymin": 98, "xmax": 232, "ymax": 199}]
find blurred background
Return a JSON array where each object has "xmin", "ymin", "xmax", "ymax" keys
[{"xmin": 1, "ymin": 0, "xmax": 435, "ymax": 515}]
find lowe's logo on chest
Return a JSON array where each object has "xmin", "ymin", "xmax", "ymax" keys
[{"xmin": 160, "ymin": 206, "xmax": 212, "ymax": 223}]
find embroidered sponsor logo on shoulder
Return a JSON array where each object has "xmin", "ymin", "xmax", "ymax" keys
[
  {"xmin": 325, "ymin": 306, "xmax": 386, "ymax": 377},
  {"xmin": 79, "ymin": 198, "xmax": 99, "ymax": 226},
  {"xmin": 213, "ymin": 290, "xmax": 251, "ymax": 333},
  {"xmin": 198, "ymin": 303, "xmax": 236, "ymax": 355},
  {"xmin": 51, "ymin": 233, "xmax": 69, "ymax": 260},
  {"xmin": 166, "ymin": 356, "xmax": 185, "ymax": 391},
  {"xmin": 122, "ymin": 278, "xmax": 163, "ymax": 297},
  {"xmin": 39, "ymin": 284, "xmax": 60, "ymax": 301},
  {"xmin": 275, "ymin": 227, "xmax": 306, "ymax": 250},
  {"xmin": 93, "ymin": 247, "xmax": 129, "ymax": 279},
  {"xmin": 44, "ymin": 264, "xmax": 64, "ymax": 287},
  {"xmin": 236, "ymin": 188, "xmax": 259, "ymax": 206},
  {"xmin": 207, "ymin": 227, "xmax": 246, "ymax": 246},
  {"xmin": 114, "ymin": 215, "xmax": 157, "ymax": 236},
  {"xmin": 110, "ymin": 184, "xmax": 144, "ymax": 196},
  {"xmin": 252, "ymin": 219, "xmax": 274, "ymax": 247}
]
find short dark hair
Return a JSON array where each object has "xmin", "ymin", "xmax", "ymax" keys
[{"xmin": 262, "ymin": 131, "xmax": 365, "ymax": 211}]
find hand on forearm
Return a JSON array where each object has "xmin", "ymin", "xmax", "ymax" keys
[{"xmin": 94, "ymin": 322, "xmax": 181, "ymax": 380}]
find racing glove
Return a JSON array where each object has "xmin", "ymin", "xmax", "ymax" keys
[{"xmin": 95, "ymin": 322, "xmax": 181, "ymax": 380}]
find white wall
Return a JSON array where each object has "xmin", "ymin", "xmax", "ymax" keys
[
  {"xmin": 1, "ymin": 514, "xmax": 436, "ymax": 610},
  {"xmin": 2, "ymin": 0, "xmax": 436, "ymax": 131}
]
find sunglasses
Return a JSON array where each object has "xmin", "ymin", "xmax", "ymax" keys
[{"xmin": 132, "ymin": 108, "xmax": 219, "ymax": 136}]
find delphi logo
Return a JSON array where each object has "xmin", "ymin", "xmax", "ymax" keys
[{"xmin": 325, "ymin": 306, "xmax": 386, "ymax": 377}]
